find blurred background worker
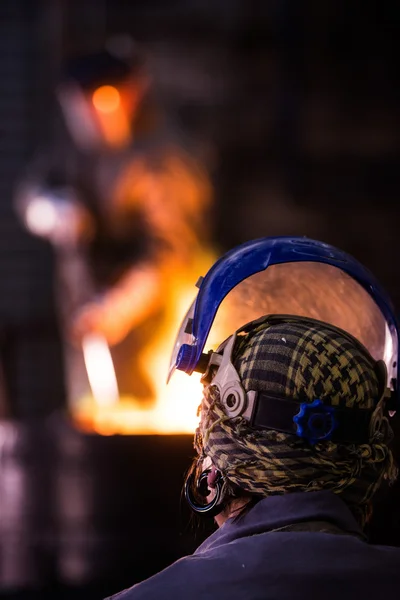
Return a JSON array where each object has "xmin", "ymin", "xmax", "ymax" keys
[{"xmin": 16, "ymin": 38, "xmax": 214, "ymax": 415}]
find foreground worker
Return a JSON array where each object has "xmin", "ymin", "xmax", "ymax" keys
[{"xmin": 107, "ymin": 237, "xmax": 400, "ymax": 599}]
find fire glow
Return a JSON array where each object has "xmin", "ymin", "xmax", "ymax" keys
[
  {"xmin": 72, "ymin": 268, "xmax": 212, "ymax": 436},
  {"xmin": 82, "ymin": 333, "xmax": 119, "ymax": 407}
]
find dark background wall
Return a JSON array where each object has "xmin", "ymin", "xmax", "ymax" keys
[{"xmin": 0, "ymin": 0, "xmax": 65, "ymax": 419}]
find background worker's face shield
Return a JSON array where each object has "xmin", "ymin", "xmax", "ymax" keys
[
  {"xmin": 56, "ymin": 47, "xmax": 148, "ymax": 152},
  {"xmin": 169, "ymin": 237, "xmax": 400, "ymax": 402}
]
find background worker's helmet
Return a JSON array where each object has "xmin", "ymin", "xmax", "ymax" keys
[
  {"xmin": 169, "ymin": 237, "xmax": 400, "ymax": 435},
  {"xmin": 57, "ymin": 38, "xmax": 148, "ymax": 151}
]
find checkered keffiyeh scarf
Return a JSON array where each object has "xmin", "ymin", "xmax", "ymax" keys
[{"xmin": 194, "ymin": 316, "xmax": 397, "ymax": 524}]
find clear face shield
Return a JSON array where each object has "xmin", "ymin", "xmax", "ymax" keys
[
  {"xmin": 209, "ymin": 262, "xmax": 394, "ymax": 368},
  {"xmin": 168, "ymin": 238, "xmax": 400, "ymax": 419}
]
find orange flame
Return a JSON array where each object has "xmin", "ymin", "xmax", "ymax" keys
[{"xmin": 72, "ymin": 253, "xmax": 215, "ymax": 435}]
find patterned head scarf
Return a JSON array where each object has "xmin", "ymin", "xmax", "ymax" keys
[{"xmin": 194, "ymin": 316, "xmax": 397, "ymax": 524}]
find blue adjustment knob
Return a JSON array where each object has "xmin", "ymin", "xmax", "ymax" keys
[
  {"xmin": 176, "ymin": 343, "xmax": 197, "ymax": 373},
  {"xmin": 293, "ymin": 399, "xmax": 337, "ymax": 444}
]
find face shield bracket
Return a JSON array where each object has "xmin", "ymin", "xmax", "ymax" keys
[{"xmin": 202, "ymin": 335, "xmax": 252, "ymax": 420}]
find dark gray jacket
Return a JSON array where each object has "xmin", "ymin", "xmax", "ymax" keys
[{"xmin": 106, "ymin": 491, "xmax": 400, "ymax": 599}]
